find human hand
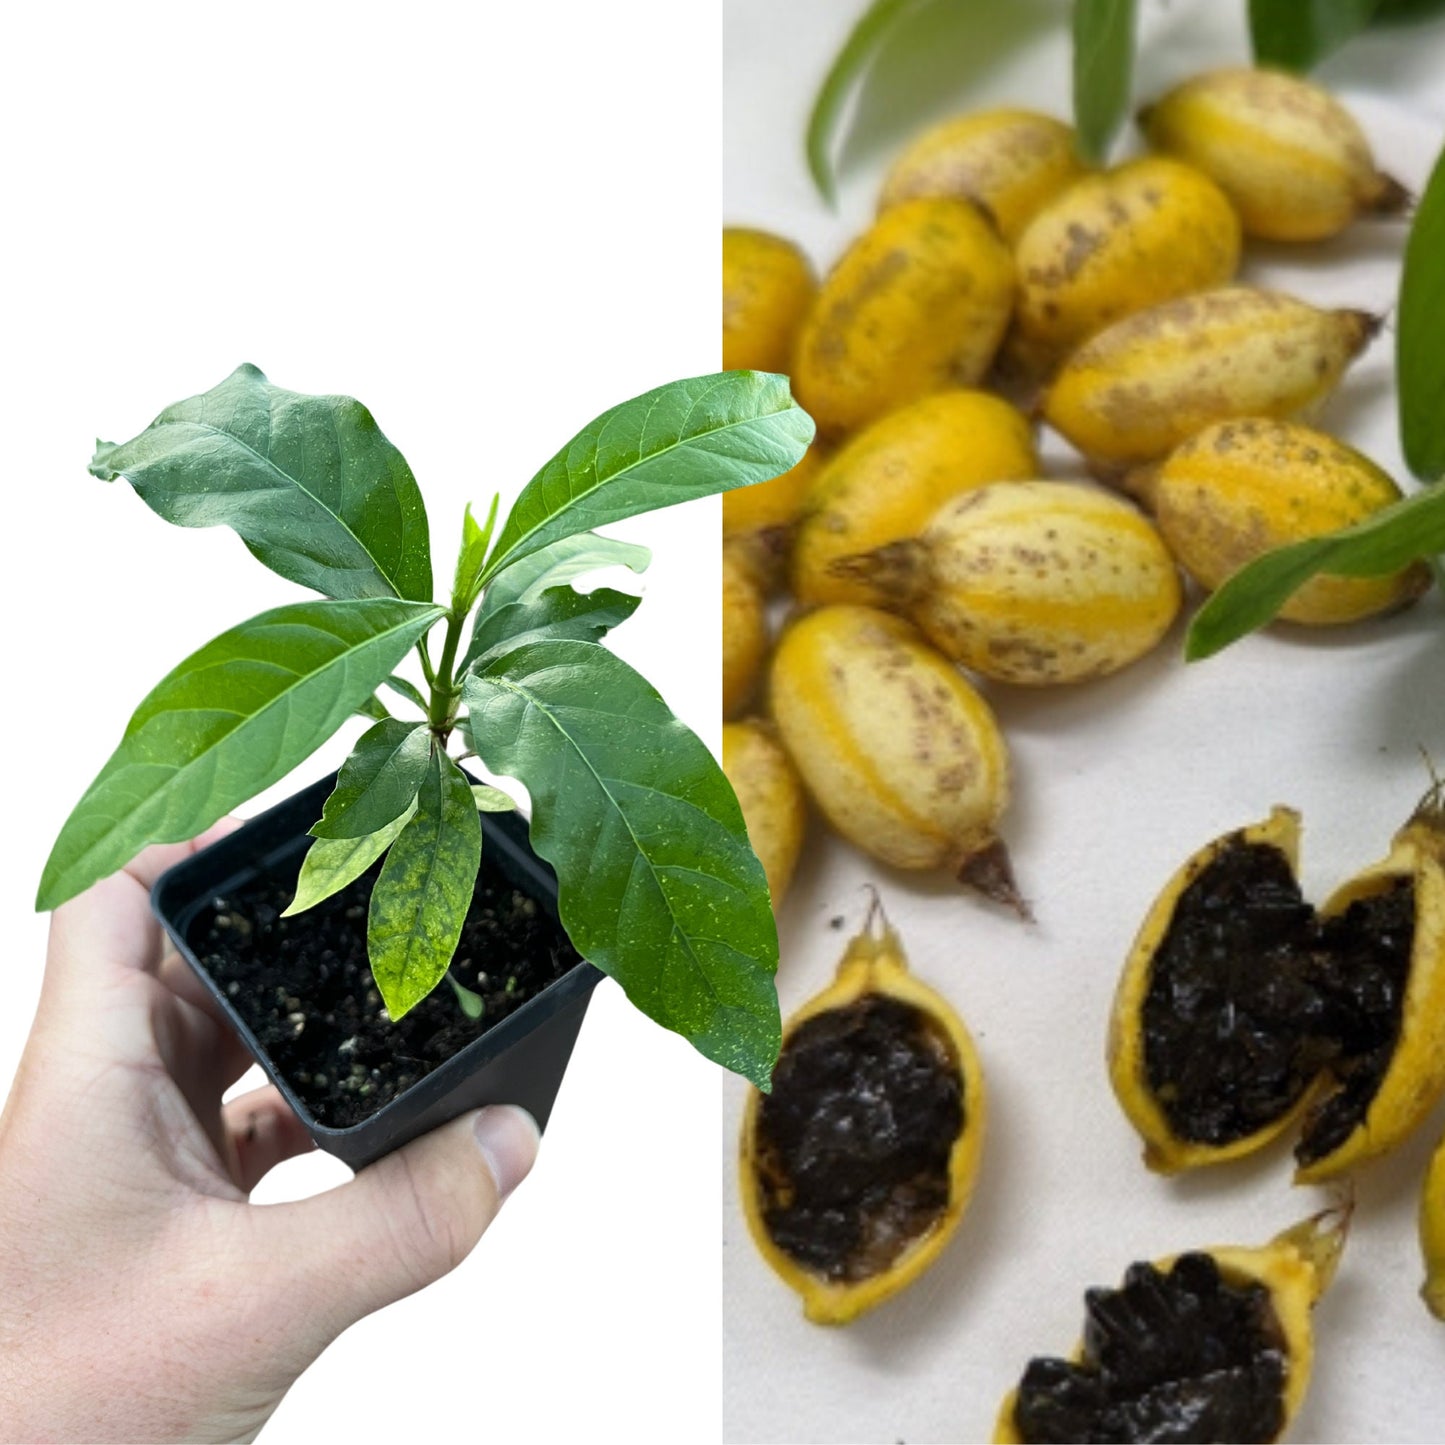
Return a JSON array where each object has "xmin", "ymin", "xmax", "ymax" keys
[{"xmin": 0, "ymin": 826, "xmax": 539, "ymax": 1444}]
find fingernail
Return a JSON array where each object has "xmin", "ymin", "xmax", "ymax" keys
[{"xmin": 473, "ymin": 1105, "xmax": 540, "ymax": 1202}]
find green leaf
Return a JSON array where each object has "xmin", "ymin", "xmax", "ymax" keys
[
  {"xmin": 355, "ymin": 695, "xmax": 393, "ymax": 723},
  {"xmin": 453, "ymin": 494, "xmax": 500, "ymax": 614},
  {"xmin": 37, "ymin": 598, "xmax": 444, "ymax": 910},
  {"xmin": 464, "ymin": 527, "xmax": 649, "ymax": 677},
  {"xmin": 1401, "ymin": 142, "xmax": 1445, "ymax": 482},
  {"xmin": 463, "ymin": 640, "xmax": 781, "ymax": 1087},
  {"xmin": 480, "ymin": 372, "xmax": 813, "ymax": 584},
  {"xmin": 311, "ymin": 720, "xmax": 433, "ymax": 839},
  {"xmin": 1374, "ymin": 0, "xmax": 1445, "ymax": 22},
  {"xmin": 1073, "ymin": 0, "xmax": 1137, "ymax": 163},
  {"xmin": 367, "ymin": 748, "xmax": 481, "ymax": 1019},
  {"xmin": 383, "ymin": 674, "xmax": 429, "ymax": 712},
  {"xmin": 1185, "ymin": 483, "xmax": 1445, "ymax": 659},
  {"xmin": 466, "ymin": 585, "xmax": 642, "ymax": 674},
  {"xmin": 1249, "ymin": 0, "xmax": 1382, "ymax": 69},
  {"xmin": 805, "ymin": 0, "xmax": 930, "ymax": 205},
  {"xmin": 447, "ymin": 972, "xmax": 486, "ymax": 1020},
  {"xmin": 90, "ymin": 364, "xmax": 432, "ymax": 602},
  {"xmin": 284, "ymin": 802, "xmax": 416, "ymax": 917},
  {"xmin": 471, "ymin": 783, "xmax": 517, "ymax": 812}
]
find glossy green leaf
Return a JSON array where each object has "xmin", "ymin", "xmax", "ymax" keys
[
  {"xmin": 367, "ymin": 748, "xmax": 481, "ymax": 1019},
  {"xmin": 466, "ymin": 585, "xmax": 641, "ymax": 674},
  {"xmin": 311, "ymin": 720, "xmax": 433, "ymax": 840},
  {"xmin": 284, "ymin": 803, "xmax": 416, "ymax": 917},
  {"xmin": 1186, "ymin": 482, "xmax": 1445, "ymax": 659},
  {"xmin": 355, "ymin": 695, "xmax": 393, "ymax": 723},
  {"xmin": 463, "ymin": 640, "xmax": 781, "ymax": 1087},
  {"xmin": 1073, "ymin": 0, "xmax": 1137, "ymax": 162},
  {"xmin": 37, "ymin": 598, "xmax": 444, "ymax": 910},
  {"xmin": 1401, "ymin": 142, "xmax": 1445, "ymax": 481},
  {"xmin": 471, "ymin": 783, "xmax": 517, "ymax": 812},
  {"xmin": 481, "ymin": 372, "xmax": 813, "ymax": 584},
  {"xmin": 453, "ymin": 494, "xmax": 500, "ymax": 614},
  {"xmin": 464, "ymin": 530, "xmax": 649, "ymax": 679},
  {"xmin": 90, "ymin": 363, "xmax": 432, "ymax": 601},
  {"xmin": 805, "ymin": 0, "xmax": 930, "ymax": 205},
  {"xmin": 384, "ymin": 674, "xmax": 429, "ymax": 712}
]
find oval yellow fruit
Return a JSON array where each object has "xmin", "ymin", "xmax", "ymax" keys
[
  {"xmin": 1044, "ymin": 287, "xmax": 1379, "ymax": 469},
  {"xmin": 722, "ymin": 227, "xmax": 817, "ymax": 373},
  {"xmin": 723, "ymin": 544, "xmax": 768, "ymax": 720},
  {"xmin": 721, "ymin": 720, "xmax": 807, "ymax": 909},
  {"xmin": 1141, "ymin": 66, "xmax": 1410, "ymax": 242},
  {"xmin": 878, "ymin": 108, "xmax": 1087, "ymax": 243},
  {"xmin": 792, "ymin": 198, "xmax": 1016, "ymax": 438},
  {"xmin": 1013, "ymin": 157, "xmax": 1241, "ymax": 370},
  {"xmin": 995, "ymin": 1211, "xmax": 1345, "ymax": 1444},
  {"xmin": 770, "ymin": 605, "xmax": 1019, "ymax": 906},
  {"xmin": 845, "ymin": 481, "xmax": 1180, "ymax": 686},
  {"xmin": 792, "ymin": 390, "xmax": 1038, "ymax": 608},
  {"xmin": 740, "ymin": 901, "xmax": 985, "ymax": 1325},
  {"xmin": 1152, "ymin": 418, "xmax": 1430, "ymax": 625}
]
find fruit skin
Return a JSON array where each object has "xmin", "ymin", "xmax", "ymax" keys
[
  {"xmin": 878, "ymin": 108, "xmax": 1087, "ymax": 243},
  {"xmin": 724, "ymin": 444, "xmax": 827, "ymax": 592},
  {"xmin": 1151, "ymin": 418, "xmax": 1431, "ymax": 625},
  {"xmin": 994, "ymin": 1212, "xmax": 1343, "ymax": 1444},
  {"xmin": 1140, "ymin": 67, "xmax": 1410, "ymax": 242},
  {"xmin": 1012, "ymin": 157, "xmax": 1241, "ymax": 370},
  {"xmin": 1299, "ymin": 791, "xmax": 1445, "ymax": 1183},
  {"xmin": 792, "ymin": 198, "xmax": 1016, "ymax": 439},
  {"xmin": 1044, "ymin": 288, "xmax": 1379, "ymax": 470},
  {"xmin": 1422, "ymin": 1125, "xmax": 1445, "ymax": 1319},
  {"xmin": 723, "ymin": 544, "xmax": 768, "ymax": 720},
  {"xmin": 792, "ymin": 390, "xmax": 1038, "ymax": 609},
  {"xmin": 722, "ymin": 227, "xmax": 817, "ymax": 373},
  {"xmin": 769, "ymin": 606, "xmax": 1012, "ymax": 886},
  {"xmin": 739, "ymin": 905, "xmax": 986, "ymax": 1325},
  {"xmin": 722, "ymin": 720, "xmax": 807, "ymax": 909},
  {"xmin": 850, "ymin": 480, "xmax": 1180, "ymax": 686},
  {"xmin": 1108, "ymin": 807, "xmax": 1317, "ymax": 1174}
]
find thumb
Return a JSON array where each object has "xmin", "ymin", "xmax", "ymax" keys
[{"xmin": 272, "ymin": 1105, "xmax": 540, "ymax": 1335}]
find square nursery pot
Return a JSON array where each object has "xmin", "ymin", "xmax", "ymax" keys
[{"xmin": 152, "ymin": 772, "xmax": 604, "ymax": 1172}]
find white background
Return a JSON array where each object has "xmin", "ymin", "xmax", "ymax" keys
[
  {"xmin": 725, "ymin": 1, "xmax": 1445, "ymax": 1442},
  {"xmin": 0, "ymin": 3, "xmax": 722, "ymax": 1442}
]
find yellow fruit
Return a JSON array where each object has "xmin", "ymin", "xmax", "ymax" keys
[
  {"xmin": 1299, "ymin": 787, "xmax": 1445, "ymax": 1183},
  {"xmin": 1152, "ymin": 418, "xmax": 1430, "ymax": 625},
  {"xmin": 792, "ymin": 390, "xmax": 1038, "ymax": 608},
  {"xmin": 722, "ymin": 227, "xmax": 817, "ymax": 373},
  {"xmin": 792, "ymin": 198, "xmax": 1016, "ymax": 438},
  {"xmin": 722, "ymin": 720, "xmax": 807, "ymax": 908},
  {"xmin": 840, "ymin": 481, "xmax": 1180, "ymax": 686},
  {"xmin": 1013, "ymin": 157, "xmax": 1241, "ymax": 370},
  {"xmin": 723, "ymin": 544, "xmax": 767, "ymax": 720},
  {"xmin": 739, "ymin": 899, "xmax": 986, "ymax": 1324},
  {"xmin": 995, "ymin": 1210, "xmax": 1346, "ymax": 1444},
  {"xmin": 723, "ymin": 445, "xmax": 827, "ymax": 593},
  {"xmin": 1422, "ymin": 1124, "xmax": 1445, "ymax": 1319},
  {"xmin": 1141, "ymin": 66, "xmax": 1410, "ymax": 242},
  {"xmin": 769, "ymin": 605, "xmax": 1020, "ymax": 908},
  {"xmin": 1107, "ymin": 806, "xmax": 1317, "ymax": 1174},
  {"xmin": 878, "ymin": 108, "xmax": 1087, "ymax": 243},
  {"xmin": 1044, "ymin": 288, "xmax": 1379, "ymax": 469},
  {"xmin": 1108, "ymin": 795, "xmax": 1445, "ymax": 1181}
]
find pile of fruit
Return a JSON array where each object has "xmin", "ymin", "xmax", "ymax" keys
[{"xmin": 724, "ymin": 63, "xmax": 1445, "ymax": 1443}]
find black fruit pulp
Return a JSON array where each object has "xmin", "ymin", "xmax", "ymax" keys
[
  {"xmin": 752, "ymin": 995, "xmax": 964, "ymax": 1283},
  {"xmin": 1141, "ymin": 838, "xmax": 1415, "ymax": 1163},
  {"xmin": 1013, "ymin": 1253, "xmax": 1288, "ymax": 1445},
  {"xmin": 188, "ymin": 855, "xmax": 580, "ymax": 1129}
]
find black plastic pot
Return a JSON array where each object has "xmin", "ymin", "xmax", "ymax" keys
[{"xmin": 152, "ymin": 772, "xmax": 603, "ymax": 1172}]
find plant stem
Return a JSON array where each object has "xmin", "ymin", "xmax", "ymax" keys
[
  {"xmin": 417, "ymin": 636, "xmax": 437, "ymax": 689},
  {"xmin": 427, "ymin": 608, "xmax": 467, "ymax": 740}
]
